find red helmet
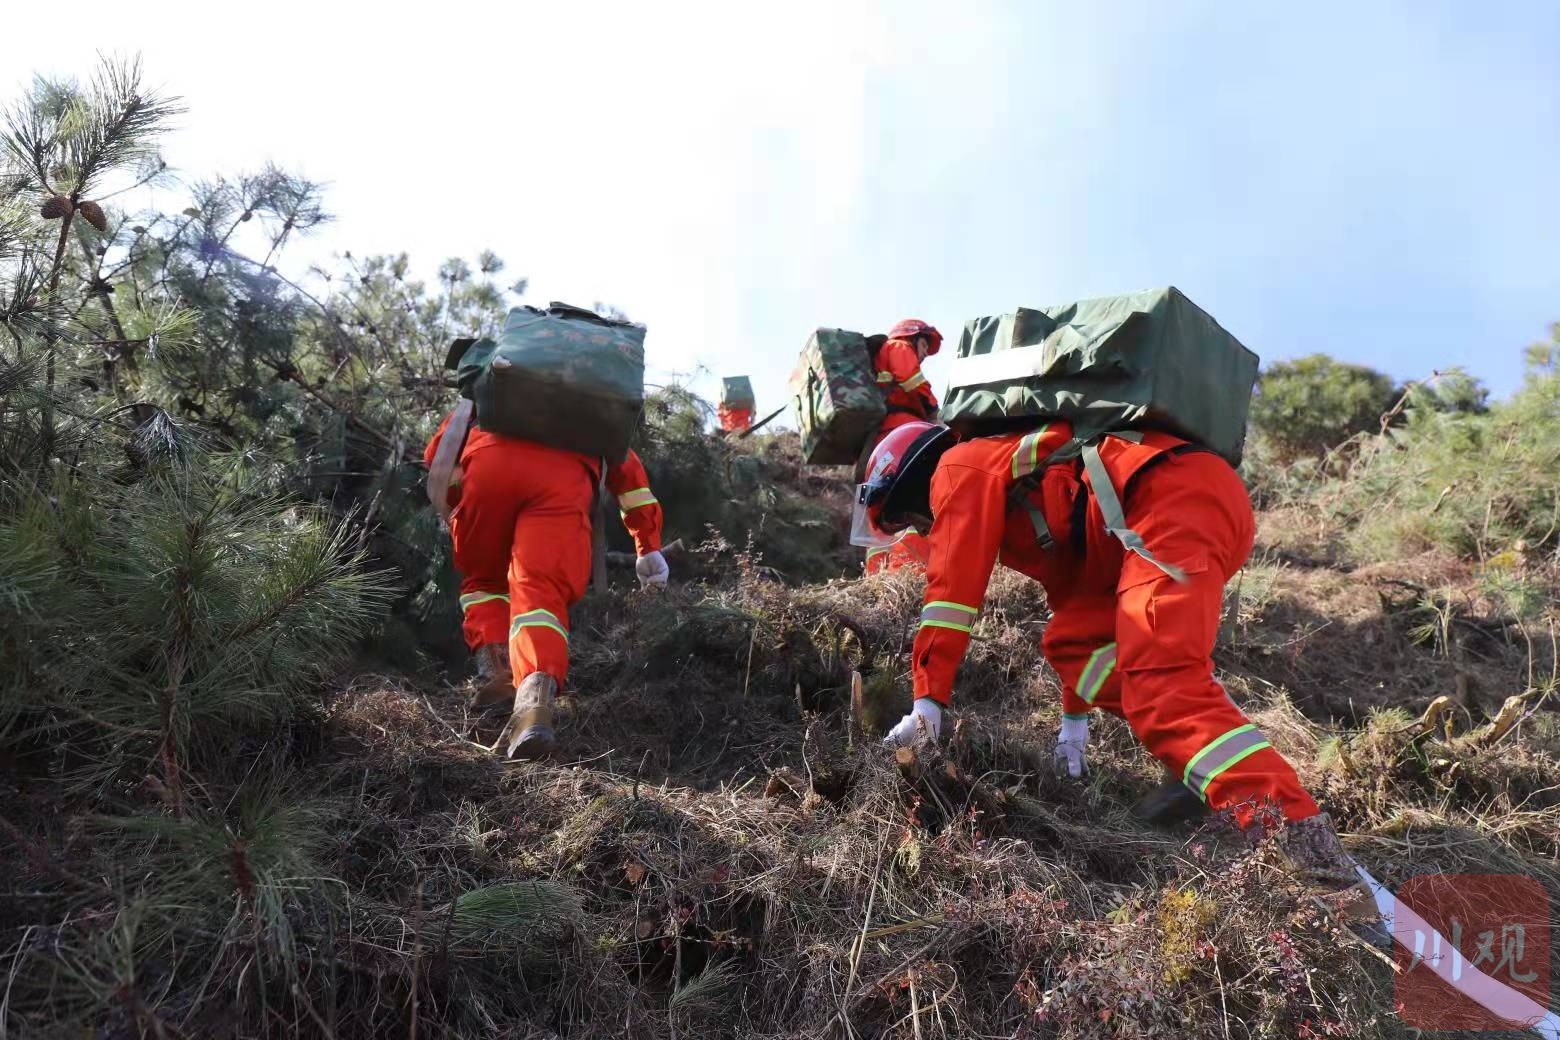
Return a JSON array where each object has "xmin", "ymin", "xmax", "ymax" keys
[
  {"xmin": 888, "ymin": 318, "xmax": 943, "ymax": 357},
  {"xmin": 850, "ymin": 421, "xmax": 955, "ymax": 548}
]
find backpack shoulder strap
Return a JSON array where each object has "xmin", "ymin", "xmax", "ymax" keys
[
  {"xmin": 1007, "ymin": 470, "xmax": 1054, "ymax": 547},
  {"xmin": 426, "ymin": 399, "xmax": 474, "ymax": 525},
  {"xmin": 1080, "ymin": 432, "xmax": 1188, "ymax": 583},
  {"xmin": 1004, "ymin": 424, "xmax": 1078, "ymax": 549},
  {"xmin": 590, "ymin": 457, "xmax": 609, "ymax": 593}
]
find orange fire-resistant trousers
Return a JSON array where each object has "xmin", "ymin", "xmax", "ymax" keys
[
  {"xmin": 427, "ymin": 417, "xmax": 661, "ymax": 688},
  {"xmin": 1041, "ymin": 451, "xmax": 1320, "ymax": 827},
  {"xmin": 912, "ymin": 429, "xmax": 1319, "ymax": 827},
  {"xmin": 450, "ymin": 441, "xmax": 591, "ymax": 685}
]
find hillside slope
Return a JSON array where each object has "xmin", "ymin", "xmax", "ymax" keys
[{"xmin": 6, "ymin": 432, "xmax": 1557, "ymax": 1040}]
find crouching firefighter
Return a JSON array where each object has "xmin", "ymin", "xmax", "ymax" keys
[
  {"xmin": 426, "ymin": 404, "xmax": 668, "ymax": 760},
  {"xmin": 862, "ymin": 318, "xmax": 942, "ymax": 576},
  {"xmin": 850, "ymin": 419, "xmax": 1357, "ymax": 881}
]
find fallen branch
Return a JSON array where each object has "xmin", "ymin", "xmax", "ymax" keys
[{"xmin": 1477, "ymin": 692, "xmax": 1533, "ymax": 746}]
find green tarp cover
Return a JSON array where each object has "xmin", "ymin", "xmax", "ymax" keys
[
  {"xmin": 939, "ymin": 286, "xmax": 1259, "ymax": 464},
  {"xmin": 721, "ymin": 376, "xmax": 755, "ymax": 408},
  {"xmin": 451, "ymin": 303, "xmax": 646, "ymax": 463}
]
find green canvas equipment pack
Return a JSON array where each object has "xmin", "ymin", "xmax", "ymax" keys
[
  {"xmin": 721, "ymin": 376, "xmax": 755, "ymax": 410},
  {"xmin": 445, "ymin": 303, "xmax": 646, "ymax": 463},
  {"xmin": 789, "ymin": 328, "xmax": 890, "ymax": 465},
  {"xmin": 941, "ymin": 286, "xmax": 1257, "ymax": 462},
  {"xmin": 940, "ymin": 286, "xmax": 1260, "ymax": 583}
]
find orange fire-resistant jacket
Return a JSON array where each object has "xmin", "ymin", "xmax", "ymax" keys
[
  {"xmin": 717, "ymin": 403, "xmax": 753, "ymax": 433},
  {"xmin": 861, "ymin": 338, "xmax": 938, "ymax": 574},
  {"xmin": 874, "ymin": 337, "xmax": 938, "ymax": 434}
]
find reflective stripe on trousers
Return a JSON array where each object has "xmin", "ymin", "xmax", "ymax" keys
[
  {"xmin": 1183, "ymin": 723, "xmax": 1273, "ymax": 800},
  {"xmin": 1078, "ymin": 642, "xmax": 1117, "ymax": 704},
  {"xmin": 460, "ymin": 592, "xmax": 510, "ymax": 613},
  {"xmin": 510, "ymin": 608, "xmax": 569, "ymax": 641},
  {"xmin": 920, "ymin": 600, "xmax": 979, "ymax": 633}
]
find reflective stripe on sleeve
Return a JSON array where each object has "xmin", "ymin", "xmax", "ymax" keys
[
  {"xmin": 919, "ymin": 600, "xmax": 980, "ymax": 633},
  {"xmin": 1009, "ymin": 424, "xmax": 1052, "ymax": 479},
  {"xmin": 1077, "ymin": 642, "xmax": 1117, "ymax": 704},
  {"xmin": 899, "ymin": 372, "xmax": 928, "ymax": 393},
  {"xmin": 509, "ymin": 609, "xmax": 569, "ymax": 642},
  {"xmin": 876, "ymin": 371, "xmax": 895, "ymax": 384},
  {"xmin": 617, "ymin": 487, "xmax": 658, "ymax": 512},
  {"xmin": 459, "ymin": 592, "xmax": 510, "ymax": 613},
  {"xmin": 1182, "ymin": 724, "xmax": 1274, "ymax": 800}
]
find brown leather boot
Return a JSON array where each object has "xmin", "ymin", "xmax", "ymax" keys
[
  {"xmin": 469, "ymin": 643, "xmax": 513, "ymax": 714},
  {"xmin": 499, "ymin": 673, "xmax": 558, "ymax": 761}
]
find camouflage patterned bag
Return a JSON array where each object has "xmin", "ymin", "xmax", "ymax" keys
[
  {"xmin": 447, "ymin": 303, "xmax": 646, "ymax": 463},
  {"xmin": 789, "ymin": 328, "xmax": 888, "ymax": 465},
  {"xmin": 721, "ymin": 376, "xmax": 755, "ymax": 410}
]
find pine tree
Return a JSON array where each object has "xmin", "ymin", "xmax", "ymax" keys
[
  {"xmin": 1, "ymin": 59, "xmax": 395, "ymax": 803},
  {"xmin": 2, "ymin": 55, "xmax": 596, "ymax": 1038}
]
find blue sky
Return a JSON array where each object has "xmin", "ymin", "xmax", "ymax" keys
[{"xmin": 6, "ymin": 1, "xmax": 1558, "ymax": 412}]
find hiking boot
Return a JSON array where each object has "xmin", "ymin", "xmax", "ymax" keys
[
  {"xmin": 1132, "ymin": 769, "xmax": 1209, "ymax": 826},
  {"xmin": 470, "ymin": 643, "xmax": 513, "ymax": 713},
  {"xmin": 1275, "ymin": 812, "xmax": 1390, "ymax": 948},
  {"xmin": 1275, "ymin": 811, "xmax": 1356, "ymax": 881},
  {"xmin": 499, "ymin": 673, "xmax": 558, "ymax": 761}
]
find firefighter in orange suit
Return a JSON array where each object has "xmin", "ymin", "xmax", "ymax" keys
[
  {"xmin": 850, "ymin": 420, "xmax": 1355, "ymax": 876},
  {"xmin": 717, "ymin": 402, "xmax": 753, "ymax": 433},
  {"xmin": 425, "ymin": 410, "xmax": 666, "ymax": 759},
  {"xmin": 863, "ymin": 319, "xmax": 941, "ymax": 575}
]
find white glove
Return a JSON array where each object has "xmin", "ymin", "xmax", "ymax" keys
[
  {"xmin": 884, "ymin": 698, "xmax": 942, "ymax": 747},
  {"xmin": 1054, "ymin": 714, "xmax": 1089, "ymax": 778},
  {"xmin": 635, "ymin": 550, "xmax": 669, "ymax": 588}
]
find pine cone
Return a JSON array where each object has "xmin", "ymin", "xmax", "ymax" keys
[
  {"xmin": 240, "ymin": 210, "xmax": 254, "ymax": 222},
  {"xmin": 39, "ymin": 195, "xmax": 72, "ymax": 219},
  {"xmin": 78, "ymin": 201, "xmax": 108, "ymax": 233}
]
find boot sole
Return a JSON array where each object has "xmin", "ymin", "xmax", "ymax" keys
[{"xmin": 506, "ymin": 725, "xmax": 556, "ymax": 761}]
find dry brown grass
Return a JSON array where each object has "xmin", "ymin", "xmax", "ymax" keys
[{"xmin": 5, "ymin": 472, "xmax": 1560, "ymax": 1038}]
